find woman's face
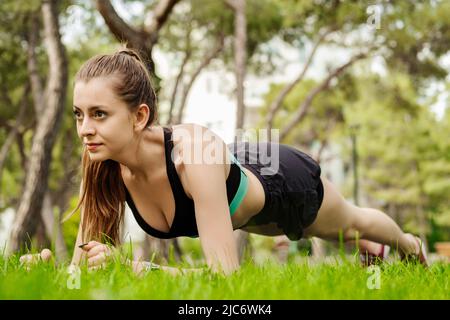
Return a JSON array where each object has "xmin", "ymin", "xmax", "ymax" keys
[{"xmin": 73, "ymin": 76, "xmax": 135, "ymax": 162}]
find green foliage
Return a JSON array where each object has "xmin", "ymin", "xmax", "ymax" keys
[
  {"xmin": 259, "ymin": 67, "xmax": 449, "ymax": 243},
  {"xmin": 159, "ymin": 0, "xmax": 284, "ymax": 76},
  {"xmin": 279, "ymin": 0, "xmax": 368, "ymax": 46},
  {"xmin": 258, "ymin": 75, "xmax": 353, "ymax": 146},
  {"xmin": 0, "ymin": 0, "xmax": 40, "ymax": 15},
  {"xmin": 254, "ymin": 0, "xmax": 450, "ymax": 243},
  {"xmin": 380, "ymin": 0, "xmax": 450, "ymax": 81},
  {"xmin": 341, "ymin": 71, "xmax": 450, "ymax": 240}
]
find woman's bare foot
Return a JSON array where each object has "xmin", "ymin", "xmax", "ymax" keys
[
  {"xmin": 400, "ymin": 234, "xmax": 428, "ymax": 267},
  {"xmin": 359, "ymin": 240, "xmax": 390, "ymax": 266}
]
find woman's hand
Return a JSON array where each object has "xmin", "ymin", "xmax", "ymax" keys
[
  {"xmin": 19, "ymin": 248, "xmax": 53, "ymax": 270},
  {"xmin": 80, "ymin": 241, "xmax": 113, "ymax": 270}
]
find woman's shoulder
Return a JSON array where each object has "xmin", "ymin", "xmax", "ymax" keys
[
  {"xmin": 171, "ymin": 122, "xmax": 212, "ymax": 138},
  {"xmin": 171, "ymin": 123, "xmax": 225, "ymax": 147},
  {"xmin": 170, "ymin": 122, "xmax": 230, "ymax": 172},
  {"xmin": 168, "ymin": 123, "xmax": 230, "ymax": 197}
]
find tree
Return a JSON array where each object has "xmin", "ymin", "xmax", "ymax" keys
[
  {"xmin": 159, "ymin": 0, "xmax": 283, "ymax": 125},
  {"xmin": 265, "ymin": 0, "xmax": 450, "ymax": 143},
  {"xmin": 341, "ymin": 71, "xmax": 450, "ymax": 248},
  {"xmin": 8, "ymin": 0, "xmax": 68, "ymax": 253},
  {"xmin": 225, "ymin": 0, "xmax": 247, "ymax": 130},
  {"xmin": 95, "ymin": 0, "xmax": 180, "ymax": 91}
]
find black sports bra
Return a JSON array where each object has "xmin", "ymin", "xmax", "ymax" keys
[{"xmin": 124, "ymin": 126, "xmax": 247, "ymax": 239}]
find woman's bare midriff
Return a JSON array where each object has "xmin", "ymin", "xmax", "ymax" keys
[{"xmin": 230, "ymin": 167, "xmax": 266, "ymax": 228}]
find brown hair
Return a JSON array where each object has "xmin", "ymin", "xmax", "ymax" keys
[{"xmin": 63, "ymin": 48, "xmax": 158, "ymax": 246}]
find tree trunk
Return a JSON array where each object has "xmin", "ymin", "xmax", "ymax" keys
[
  {"xmin": 413, "ymin": 161, "xmax": 429, "ymax": 249},
  {"xmin": 35, "ymin": 215, "xmax": 49, "ymax": 250},
  {"xmin": 53, "ymin": 129, "xmax": 79, "ymax": 215},
  {"xmin": 233, "ymin": 229, "xmax": 250, "ymax": 263},
  {"xmin": 227, "ymin": 0, "xmax": 247, "ymax": 130},
  {"xmin": 8, "ymin": 0, "xmax": 68, "ymax": 253},
  {"xmin": 141, "ymin": 234, "xmax": 166, "ymax": 263},
  {"xmin": 311, "ymin": 237, "xmax": 326, "ymax": 260},
  {"xmin": 41, "ymin": 191, "xmax": 68, "ymax": 262},
  {"xmin": 27, "ymin": 13, "xmax": 45, "ymax": 115},
  {"xmin": 226, "ymin": 0, "xmax": 250, "ymax": 261},
  {"xmin": 15, "ymin": 131, "xmax": 29, "ymax": 172},
  {"xmin": 96, "ymin": 0, "xmax": 180, "ymax": 89}
]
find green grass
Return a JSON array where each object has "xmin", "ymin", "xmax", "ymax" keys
[{"xmin": 0, "ymin": 252, "xmax": 449, "ymax": 299}]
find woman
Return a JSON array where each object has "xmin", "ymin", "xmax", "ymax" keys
[{"xmin": 21, "ymin": 49, "xmax": 427, "ymax": 275}]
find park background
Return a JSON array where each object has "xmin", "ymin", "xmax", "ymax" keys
[{"xmin": 0, "ymin": 0, "xmax": 449, "ymax": 274}]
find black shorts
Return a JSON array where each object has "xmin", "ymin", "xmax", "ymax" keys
[{"xmin": 228, "ymin": 141, "xmax": 324, "ymax": 241}]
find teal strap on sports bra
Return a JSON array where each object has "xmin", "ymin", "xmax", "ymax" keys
[{"xmin": 228, "ymin": 153, "xmax": 248, "ymax": 216}]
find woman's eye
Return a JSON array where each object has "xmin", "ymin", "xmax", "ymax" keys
[
  {"xmin": 94, "ymin": 111, "xmax": 106, "ymax": 118},
  {"xmin": 72, "ymin": 110, "xmax": 81, "ymax": 119},
  {"xmin": 72, "ymin": 110, "xmax": 106, "ymax": 120}
]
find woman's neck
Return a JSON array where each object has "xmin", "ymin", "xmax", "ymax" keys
[{"xmin": 117, "ymin": 125, "xmax": 165, "ymax": 182}]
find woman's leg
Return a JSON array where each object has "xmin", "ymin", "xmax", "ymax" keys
[
  {"xmin": 343, "ymin": 239, "xmax": 387, "ymax": 256},
  {"xmin": 273, "ymin": 235, "xmax": 290, "ymax": 263},
  {"xmin": 303, "ymin": 176, "xmax": 421, "ymax": 257},
  {"xmin": 357, "ymin": 239, "xmax": 384, "ymax": 254}
]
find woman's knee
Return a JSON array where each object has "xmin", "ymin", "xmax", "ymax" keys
[
  {"xmin": 338, "ymin": 203, "xmax": 365, "ymax": 240},
  {"xmin": 305, "ymin": 201, "xmax": 358, "ymax": 240},
  {"xmin": 347, "ymin": 207, "xmax": 377, "ymax": 238},
  {"xmin": 306, "ymin": 178, "xmax": 358, "ymax": 238}
]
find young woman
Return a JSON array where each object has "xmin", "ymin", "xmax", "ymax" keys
[{"xmin": 21, "ymin": 49, "xmax": 427, "ymax": 275}]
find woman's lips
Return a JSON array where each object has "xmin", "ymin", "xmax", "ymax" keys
[{"xmin": 86, "ymin": 144, "xmax": 102, "ymax": 151}]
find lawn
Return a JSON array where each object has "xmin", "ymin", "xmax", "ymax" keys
[{"xmin": 0, "ymin": 252, "xmax": 448, "ymax": 300}]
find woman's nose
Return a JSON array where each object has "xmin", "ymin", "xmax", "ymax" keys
[{"xmin": 79, "ymin": 118, "xmax": 95, "ymax": 137}]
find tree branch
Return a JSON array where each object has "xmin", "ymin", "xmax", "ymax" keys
[
  {"xmin": 266, "ymin": 28, "xmax": 334, "ymax": 131},
  {"xmin": 167, "ymin": 26, "xmax": 193, "ymax": 124},
  {"xmin": 15, "ymin": 131, "xmax": 28, "ymax": 174},
  {"xmin": 144, "ymin": 0, "xmax": 181, "ymax": 46},
  {"xmin": 314, "ymin": 117, "xmax": 339, "ymax": 163},
  {"xmin": 27, "ymin": 12, "xmax": 45, "ymax": 116},
  {"xmin": 224, "ymin": 0, "xmax": 238, "ymax": 10},
  {"xmin": 96, "ymin": 0, "xmax": 142, "ymax": 45},
  {"xmin": 168, "ymin": 50, "xmax": 191, "ymax": 124},
  {"xmin": 280, "ymin": 52, "xmax": 367, "ymax": 142},
  {"xmin": 175, "ymin": 33, "xmax": 225, "ymax": 124}
]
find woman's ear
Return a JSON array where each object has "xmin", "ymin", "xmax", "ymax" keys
[{"xmin": 134, "ymin": 104, "xmax": 150, "ymax": 131}]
